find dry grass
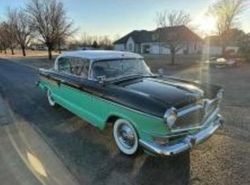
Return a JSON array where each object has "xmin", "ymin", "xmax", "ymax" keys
[
  {"xmin": 0, "ymin": 49, "xmax": 58, "ymax": 58},
  {"xmin": 0, "ymin": 49, "xmax": 59, "ymax": 69}
]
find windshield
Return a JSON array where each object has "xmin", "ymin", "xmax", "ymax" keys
[{"xmin": 91, "ymin": 58, "xmax": 152, "ymax": 81}]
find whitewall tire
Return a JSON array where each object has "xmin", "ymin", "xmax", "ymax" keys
[
  {"xmin": 113, "ymin": 119, "xmax": 139, "ymax": 155},
  {"xmin": 47, "ymin": 89, "xmax": 56, "ymax": 107}
]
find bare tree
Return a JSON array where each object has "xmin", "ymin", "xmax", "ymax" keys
[
  {"xmin": 0, "ymin": 21, "xmax": 17, "ymax": 55},
  {"xmin": 156, "ymin": 10, "xmax": 191, "ymax": 28},
  {"xmin": 26, "ymin": 0, "xmax": 74, "ymax": 59},
  {"xmin": 6, "ymin": 8, "xmax": 34, "ymax": 56},
  {"xmin": 99, "ymin": 36, "xmax": 113, "ymax": 49},
  {"xmin": 78, "ymin": 33, "xmax": 113, "ymax": 49},
  {"xmin": 3, "ymin": 9, "xmax": 17, "ymax": 55},
  {"xmin": 80, "ymin": 32, "xmax": 94, "ymax": 48},
  {"xmin": 155, "ymin": 10, "xmax": 191, "ymax": 64},
  {"xmin": 208, "ymin": 0, "xmax": 246, "ymax": 53},
  {"xmin": 0, "ymin": 23, "xmax": 9, "ymax": 54},
  {"xmin": 155, "ymin": 10, "xmax": 167, "ymax": 28},
  {"xmin": 56, "ymin": 37, "xmax": 65, "ymax": 54},
  {"xmin": 239, "ymin": 33, "xmax": 250, "ymax": 60}
]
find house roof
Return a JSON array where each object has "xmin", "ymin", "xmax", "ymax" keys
[
  {"xmin": 113, "ymin": 25, "xmax": 202, "ymax": 44},
  {"xmin": 155, "ymin": 26, "xmax": 203, "ymax": 42},
  {"xmin": 114, "ymin": 30, "xmax": 154, "ymax": 44},
  {"xmin": 60, "ymin": 50, "xmax": 143, "ymax": 60}
]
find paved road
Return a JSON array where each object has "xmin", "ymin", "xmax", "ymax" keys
[
  {"xmin": 0, "ymin": 61, "xmax": 79, "ymax": 185},
  {"xmin": 0, "ymin": 58, "xmax": 249, "ymax": 185},
  {"xmin": 0, "ymin": 94, "xmax": 42, "ymax": 185}
]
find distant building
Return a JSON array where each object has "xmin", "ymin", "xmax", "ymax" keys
[
  {"xmin": 203, "ymin": 35, "xmax": 240, "ymax": 55},
  {"xmin": 203, "ymin": 36, "xmax": 223, "ymax": 55},
  {"xmin": 113, "ymin": 25, "xmax": 203, "ymax": 55},
  {"xmin": 30, "ymin": 43, "xmax": 48, "ymax": 51}
]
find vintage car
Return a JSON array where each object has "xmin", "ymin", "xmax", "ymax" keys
[
  {"xmin": 205, "ymin": 57, "xmax": 238, "ymax": 68},
  {"xmin": 37, "ymin": 50, "xmax": 224, "ymax": 156}
]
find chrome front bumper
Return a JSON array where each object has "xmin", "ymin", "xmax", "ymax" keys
[{"xmin": 139, "ymin": 114, "xmax": 224, "ymax": 156}]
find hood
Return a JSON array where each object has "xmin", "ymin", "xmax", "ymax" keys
[{"xmin": 118, "ymin": 78, "xmax": 204, "ymax": 108}]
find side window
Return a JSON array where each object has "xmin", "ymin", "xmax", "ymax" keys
[
  {"xmin": 69, "ymin": 57, "xmax": 90, "ymax": 79},
  {"xmin": 58, "ymin": 57, "xmax": 71, "ymax": 73}
]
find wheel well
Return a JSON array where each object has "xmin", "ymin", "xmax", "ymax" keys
[{"xmin": 106, "ymin": 115, "xmax": 120, "ymax": 126}]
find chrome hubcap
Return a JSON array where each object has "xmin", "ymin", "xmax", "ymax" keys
[{"xmin": 117, "ymin": 123, "xmax": 135, "ymax": 149}]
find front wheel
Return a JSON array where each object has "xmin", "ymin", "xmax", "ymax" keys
[{"xmin": 113, "ymin": 119, "xmax": 139, "ymax": 155}]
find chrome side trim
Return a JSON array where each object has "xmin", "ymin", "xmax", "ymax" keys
[{"xmin": 139, "ymin": 114, "xmax": 223, "ymax": 156}]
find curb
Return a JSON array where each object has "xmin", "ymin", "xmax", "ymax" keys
[{"xmin": 0, "ymin": 88, "xmax": 80, "ymax": 185}]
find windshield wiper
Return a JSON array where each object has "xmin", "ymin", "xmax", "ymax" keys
[
  {"xmin": 107, "ymin": 74, "xmax": 156, "ymax": 84},
  {"xmin": 111, "ymin": 74, "xmax": 143, "ymax": 83}
]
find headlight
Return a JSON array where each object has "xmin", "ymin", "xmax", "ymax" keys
[{"xmin": 164, "ymin": 107, "xmax": 177, "ymax": 128}]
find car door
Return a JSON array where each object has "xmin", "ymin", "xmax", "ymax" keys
[
  {"xmin": 45, "ymin": 56, "xmax": 71, "ymax": 104},
  {"xmin": 56, "ymin": 57, "xmax": 100, "ymax": 126}
]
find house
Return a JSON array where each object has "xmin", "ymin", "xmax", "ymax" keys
[
  {"xmin": 30, "ymin": 43, "xmax": 48, "ymax": 51},
  {"xmin": 113, "ymin": 25, "xmax": 203, "ymax": 55},
  {"xmin": 203, "ymin": 35, "xmax": 240, "ymax": 56},
  {"xmin": 203, "ymin": 36, "xmax": 223, "ymax": 55}
]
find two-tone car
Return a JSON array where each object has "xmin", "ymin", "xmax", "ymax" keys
[{"xmin": 37, "ymin": 50, "xmax": 224, "ymax": 156}]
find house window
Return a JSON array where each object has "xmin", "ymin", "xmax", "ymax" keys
[
  {"xmin": 142, "ymin": 45, "xmax": 150, "ymax": 54},
  {"xmin": 128, "ymin": 43, "xmax": 133, "ymax": 51}
]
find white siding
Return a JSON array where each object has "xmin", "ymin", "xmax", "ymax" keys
[
  {"xmin": 115, "ymin": 40, "xmax": 203, "ymax": 55},
  {"xmin": 141, "ymin": 43, "xmax": 171, "ymax": 54},
  {"xmin": 203, "ymin": 45, "xmax": 223, "ymax": 55},
  {"xmin": 151, "ymin": 44, "xmax": 161, "ymax": 54},
  {"xmin": 140, "ymin": 42, "xmax": 203, "ymax": 55},
  {"xmin": 152, "ymin": 43, "xmax": 171, "ymax": 54}
]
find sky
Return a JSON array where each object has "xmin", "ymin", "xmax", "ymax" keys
[{"xmin": 0, "ymin": 0, "xmax": 249, "ymax": 39}]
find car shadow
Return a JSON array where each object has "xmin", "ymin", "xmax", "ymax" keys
[
  {"xmin": 91, "ymin": 150, "xmax": 190, "ymax": 185},
  {"xmin": 135, "ymin": 152, "xmax": 190, "ymax": 185}
]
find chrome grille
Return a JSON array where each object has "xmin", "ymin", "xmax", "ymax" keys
[
  {"xmin": 173, "ymin": 105, "xmax": 205, "ymax": 129},
  {"xmin": 172, "ymin": 99, "xmax": 219, "ymax": 130}
]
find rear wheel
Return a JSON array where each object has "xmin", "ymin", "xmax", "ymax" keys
[
  {"xmin": 47, "ymin": 89, "xmax": 56, "ymax": 107},
  {"xmin": 113, "ymin": 119, "xmax": 139, "ymax": 155}
]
